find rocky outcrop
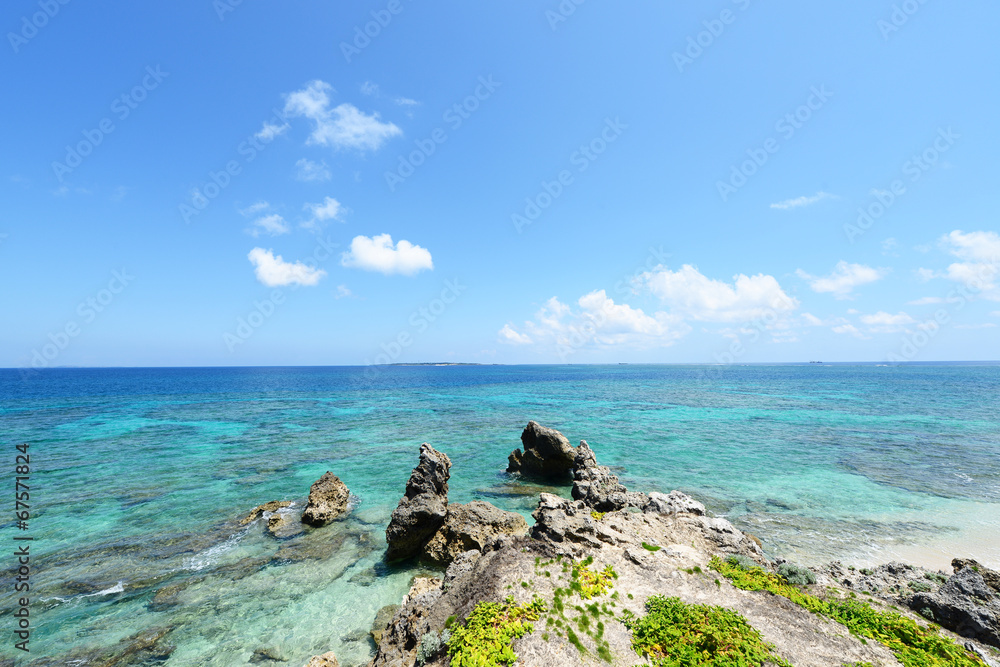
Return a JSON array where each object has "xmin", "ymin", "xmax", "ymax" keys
[
  {"xmin": 507, "ymin": 421, "xmax": 579, "ymax": 479},
  {"xmin": 422, "ymin": 501, "xmax": 529, "ymax": 566},
  {"xmin": 385, "ymin": 444, "xmax": 451, "ymax": 561},
  {"xmin": 571, "ymin": 441, "xmax": 648, "ymax": 511},
  {"xmin": 301, "ymin": 472, "xmax": 351, "ymax": 526},
  {"xmin": 302, "ymin": 651, "xmax": 339, "ymax": 667},
  {"xmin": 267, "ymin": 509, "xmax": 303, "ymax": 539},
  {"xmin": 954, "ymin": 558, "xmax": 1000, "ymax": 594},
  {"xmin": 645, "ymin": 490, "xmax": 706, "ymax": 516},
  {"xmin": 911, "ymin": 565, "xmax": 1000, "ymax": 648}
]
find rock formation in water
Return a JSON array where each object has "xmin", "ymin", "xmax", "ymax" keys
[
  {"xmin": 301, "ymin": 472, "xmax": 351, "ymax": 526},
  {"xmin": 385, "ymin": 444, "xmax": 452, "ymax": 561},
  {"xmin": 506, "ymin": 420, "xmax": 580, "ymax": 479}
]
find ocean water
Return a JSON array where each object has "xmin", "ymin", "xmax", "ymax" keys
[{"xmin": 2, "ymin": 364, "xmax": 999, "ymax": 665}]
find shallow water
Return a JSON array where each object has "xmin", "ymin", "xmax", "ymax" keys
[{"xmin": 2, "ymin": 364, "xmax": 998, "ymax": 664}]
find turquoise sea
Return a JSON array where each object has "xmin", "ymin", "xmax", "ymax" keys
[{"xmin": 2, "ymin": 364, "xmax": 999, "ymax": 665}]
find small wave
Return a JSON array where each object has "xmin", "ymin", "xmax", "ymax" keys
[
  {"xmin": 84, "ymin": 581, "xmax": 125, "ymax": 597},
  {"xmin": 183, "ymin": 525, "xmax": 251, "ymax": 572}
]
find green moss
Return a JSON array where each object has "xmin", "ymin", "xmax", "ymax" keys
[
  {"xmin": 710, "ymin": 557, "xmax": 985, "ymax": 667},
  {"xmin": 542, "ymin": 632, "xmax": 549, "ymax": 642},
  {"xmin": 597, "ymin": 643, "xmax": 613, "ymax": 662},
  {"xmin": 682, "ymin": 565, "xmax": 703, "ymax": 575},
  {"xmin": 622, "ymin": 594, "xmax": 793, "ymax": 667},
  {"xmin": 627, "ymin": 593, "xmax": 634, "ymax": 600},
  {"xmin": 566, "ymin": 627, "xmax": 586, "ymax": 654},
  {"xmin": 641, "ymin": 541, "xmax": 661, "ymax": 552},
  {"xmin": 447, "ymin": 595, "xmax": 546, "ymax": 667}
]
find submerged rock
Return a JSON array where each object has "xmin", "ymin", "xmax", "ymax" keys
[
  {"xmin": 303, "ymin": 651, "xmax": 339, "ymax": 667},
  {"xmin": 301, "ymin": 472, "xmax": 351, "ymax": 526},
  {"xmin": 571, "ymin": 440, "xmax": 648, "ymax": 511},
  {"xmin": 422, "ymin": 501, "xmax": 529, "ymax": 566},
  {"xmin": 507, "ymin": 421, "xmax": 579, "ymax": 479},
  {"xmin": 250, "ymin": 646, "xmax": 289, "ymax": 663},
  {"xmin": 241, "ymin": 500, "xmax": 292, "ymax": 525},
  {"xmin": 267, "ymin": 508, "xmax": 304, "ymax": 538},
  {"xmin": 385, "ymin": 444, "xmax": 452, "ymax": 561},
  {"xmin": 371, "ymin": 604, "xmax": 400, "ymax": 644}
]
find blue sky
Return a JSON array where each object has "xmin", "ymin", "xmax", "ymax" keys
[{"xmin": 2, "ymin": 0, "xmax": 999, "ymax": 368}]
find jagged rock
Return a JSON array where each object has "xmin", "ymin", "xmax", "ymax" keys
[
  {"xmin": 954, "ymin": 558, "xmax": 1000, "ymax": 595},
  {"xmin": 911, "ymin": 566, "xmax": 1000, "ymax": 647},
  {"xmin": 371, "ymin": 604, "xmax": 400, "ymax": 644},
  {"xmin": 422, "ymin": 501, "xmax": 529, "ymax": 566},
  {"xmin": 385, "ymin": 444, "xmax": 452, "ymax": 561},
  {"xmin": 241, "ymin": 500, "xmax": 292, "ymax": 525},
  {"xmin": 645, "ymin": 490, "xmax": 706, "ymax": 516},
  {"xmin": 301, "ymin": 472, "xmax": 351, "ymax": 526},
  {"xmin": 303, "ymin": 652, "xmax": 339, "ymax": 667},
  {"xmin": 571, "ymin": 441, "xmax": 648, "ymax": 511},
  {"xmin": 507, "ymin": 421, "xmax": 579, "ymax": 479}
]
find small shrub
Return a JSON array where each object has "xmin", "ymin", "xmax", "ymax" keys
[
  {"xmin": 726, "ymin": 554, "xmax": 759, "ymax": 570},
  {"xmin": 908, "ymin": 580, "xmax": 933, "ymax": 593},
  {"xmin": 777, "ymin": 563, "xmax": 816, "ymax": 586},
  {"xmin": 447, "ymin": 596, "xmax": 545, "ymax": 667},
  {"xmin": 924, "ymin": 572, "xmax": 948, "ymax": 584},
  {"xmin": 591, "ymin": 511, "xmax": 606, "ymax": 521},
  {"xmin": 623, "ymin": 595, "xmax": 793, "ymax": 667},
  {"xmin": 416, "ymin": 629, "xmax": 450, "ymax": 665}
]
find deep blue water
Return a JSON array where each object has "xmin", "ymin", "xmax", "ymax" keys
[{"xmin": 2, "ymin": 364, "xmax": 999, "ymax": 665}]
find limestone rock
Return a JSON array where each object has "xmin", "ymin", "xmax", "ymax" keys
[
  {"xmin": 645, "ymin": 490, "xmax": 706, "ymax": 516},
  {"xmin": 303, "ymin": 652, "xmax": 339, "ymax": 667},
  {"xmin": 571, "ymin": 441, "xmax": 647, "ymax": 511},
  {"xmin": 241, "ymin": 500, "xmax": 292, "ymax": 526},
  {"xmin": 507, "ymin": 421, "xmax": 579, "ymax": 479},
  {"xmin": 954, "ymin": 558, "xmax": 1000, "ymax": 595},
  {"xmin": 301, "ymin": 472, "xmax": 351, "ymax": 526},
  {"xmin": 911, "ymin": 566, "xmax": 1000, "ymax": 647},
  {"xmin": 422, "ymin": 501, "xmax": 529, "ymax": 566},
  {"xmin": 385, "ymin": 444, "xmax": 452, "ymax": 561}
]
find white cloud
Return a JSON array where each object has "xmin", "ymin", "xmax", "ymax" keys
[
  {"xmin": 992, "ymin": 311, "xmax": 1000, "ymax": 318},
  {"xmin": 860, "ymin": 310, "xmax": 915, "ymax": 333},
  {"xmin": 801, "ymin": 312, "xmax": 824, "ymax": 326},
  {"xmin": 639, "ymin": 265, "xmax": 798, "ymax": 322},
  {"xmin": 938, "ymin": 230, "xmax": 1000, "ymax": 299},
  {"xmin": 498, "ymin": 324, "xmax": 532, "ymax": 345},
  {"xmin": 770, "ymin": 191, "xmax": 834, "ymax": 210},
  {"xmin": 247, "ymin": 214, "xmax": 290, "ymax": 237},
  {"xmin": 955, "ymin": 323, "xmax": 997, "ymax": 330},
  {"xmin": 796, "ymin": 261, "xmax": 888, "ymax": 299},
  {"xmin": 302, "ymin": 196, "xmax": 344, "ymax": 231},
  {"xmin": 500, "ymin": 292, "xmax": 690, "ymax": 355},
  {"xmin": 239, "ymin": 201, "xmax": 270, "ymax": 217},
  {"xmin": 915, "ymin": 268, "xmax": 938, "ymax": 282},
  {"xmin": 832, "ymin": 323, "xmax": 868, "ymax": 339},
  {"xmin": 255, "ymin": 121, "xmax": 289, "ymax": 142},
  {"xmin": 907, "ymin": 296, "xmax": 944, "ymax": 305},
  {"xmin": 247, "ymin": 247, "xmax": 326, "ymax": 287},
  {"xmin": 882, "ymin": 237, "xmax": 897, "ymax": 251},
  {"xmin": 360, "ymin": 81, "xmax": 379, "ymax": 96},
  {"xmin": 334, "ymin": 284, "xmax": 353, "ymax": 300},
  {"xmin": 283, "ymin": 80, "xmax": 402, "ymax": 152},
  {"xmin": 340, "ymin": 234, "xmax": 433, "ymax": 276},
  {"xmin": 394, "ymin": 97, "xmax": 420, "ymax": 107},
  {"xmin": 295, "ymin": 158, "xmax": 331, "ymax": 182}
]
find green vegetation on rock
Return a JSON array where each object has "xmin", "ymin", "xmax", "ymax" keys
[
  {"xmin": 447, "ymin": 595, "xmax": 546, "ymax": 667},
  {"xmin": 710, "ymin": 556, "xmax": 985, "ymax": 667},
  {"xmin": 621, "ymin": 595, "xmax": 793, "ymax": 667}
]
